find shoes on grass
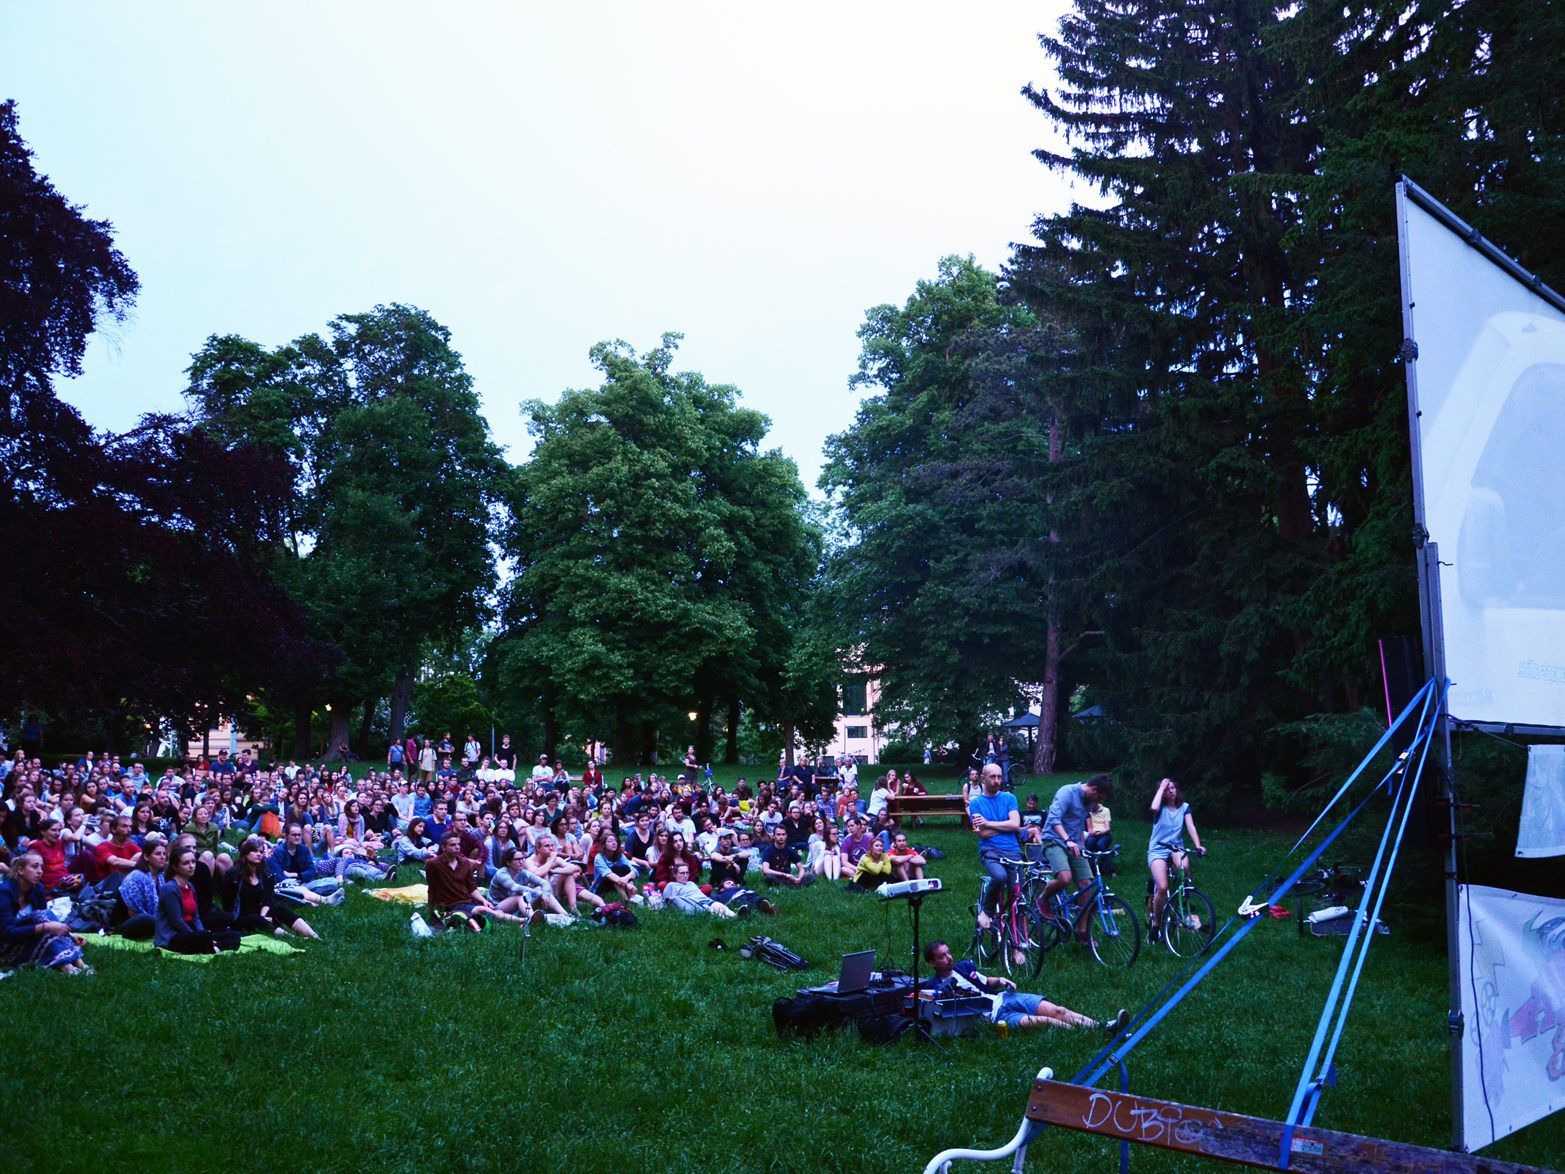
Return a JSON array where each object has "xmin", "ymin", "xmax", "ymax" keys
[
  {"xmin": 1103, "ymin": 1008, "xmax": 1130, "ymax": 1036},
  {"xmin": 759, "ymin": 899, "xmax": 778, "ymax": 916}
]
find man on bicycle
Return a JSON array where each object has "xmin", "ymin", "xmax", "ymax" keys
[
  {"xmin": 968, "ymin": 763, "xmax": 1021, "ymax": 933},
  {"xmin": 1040, "ymin": 773, "xmax": 1114, "ymax": 936}
]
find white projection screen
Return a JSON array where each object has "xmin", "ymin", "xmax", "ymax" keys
[{"xmin": 1399, "ymin": 182, "xmax": 1565, "ymax": 731}]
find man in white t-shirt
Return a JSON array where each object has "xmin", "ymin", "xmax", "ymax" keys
[{"xmin": 530, "ymin": 755, "xmax": 553, "ymax": 782}]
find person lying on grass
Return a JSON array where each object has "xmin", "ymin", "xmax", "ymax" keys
[{"xmin": 919, "ymin": 940, "xmax": 1128, "ymax": 1035}]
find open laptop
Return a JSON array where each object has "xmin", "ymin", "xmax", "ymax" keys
[{"xmin": 834, "ymin": 949, "xmax": 877, "ymax": 994}]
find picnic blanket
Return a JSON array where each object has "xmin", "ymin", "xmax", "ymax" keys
[
  {"xmin": 364, "ymin": 883, "xmax": 428, "ymax": 905},
  {"xmin": 82, "ymin": 933, "xmax": 305, "ymax": 962}
]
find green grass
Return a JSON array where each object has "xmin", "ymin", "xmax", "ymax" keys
[{"xmin": 4, "ymin": 767, "xmax": 1561, "ymax": 1172}]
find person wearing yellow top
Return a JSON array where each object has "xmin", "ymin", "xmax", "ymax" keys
[{"xmin": 850, "ymin": 837, "xmax": 893, "ymax": 891}]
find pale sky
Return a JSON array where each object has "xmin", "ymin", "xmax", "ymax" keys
[{"xmin": 4, "ymin": 1, "xmax": 1074, "ymax": 489}]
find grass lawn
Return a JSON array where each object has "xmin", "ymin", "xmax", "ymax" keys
[{"xmin": 3, "ymin": 765, "xmax": 1560, "ymax": 1172}]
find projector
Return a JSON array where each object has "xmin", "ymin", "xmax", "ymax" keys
[{"xmin": 875, "ymin": 877, "xmax": 943, "ymax": 899}]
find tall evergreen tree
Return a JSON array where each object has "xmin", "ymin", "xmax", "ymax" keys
[{"xmin": 823, "ymin": 256, "xmax": 1079, "ymax": 764}]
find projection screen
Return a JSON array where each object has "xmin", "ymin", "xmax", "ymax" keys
[{"xmin": 1399, "ymin": 183, "xmax": 1565, "ymax": 731}]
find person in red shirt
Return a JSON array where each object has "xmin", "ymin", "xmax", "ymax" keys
[
  {"xmin": 33, "ymin": 818, "xmax": 84, "ymax": 892},
  {"xmin": 93, "ymin": 814, "xmax": 142, "ymax": 879}
]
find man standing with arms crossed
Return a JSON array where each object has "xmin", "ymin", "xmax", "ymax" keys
[{"xmin": 968, "ymin": 763, "xmax": 1020, "ymax": 934}]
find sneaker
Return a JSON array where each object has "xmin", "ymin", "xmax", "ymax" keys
[
  {"xmin": 759, "ymin": 899, "xmax": 778, "ymax": 917},
  {"xmin": 1104, "ymin": 1008, "xmax": 1130, "ymax": 1036},
  {"xmin": 526, "ymin": 909, "xmax": 545, "ymax": 928}
]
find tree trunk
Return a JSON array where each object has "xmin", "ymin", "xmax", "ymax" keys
[
  {"xmin": 1034, "ymin": 612, "xmax": 1061, "ymax": 776},
  {"xmin": 725, "ymin": 696, "xmax": 741, "ymax": 764},
  {"xmin": 327, "ymin": 702, "xmax": 351, "ymax": 762},
  {"xmin": 1034, "ymin": 406, "xmax": 1065, "ymax": 776},
  {"xmin": 782, "ymin": 723, "xmax": 796, "ymax": 768},
  {"xmin": 694, "ymin": 695, "xmax": 714, "ymax": 765},
  {"xmin": 356, "ymin": 698, "xmax": 375, "ymax": 757},
  {"xmin": 542, "ymin": 702, "xmax": 558, "ymax": 760},
  {"xmin": 388, "ymin": 668, "xmax": 415, "ymax": 744},
  {"xmin": 613, "ymin": 702, "xmax": 633, "ymax": 767},
  {"xmin": 292, "ymin": 705, "xmax": 313, "ymax": 760}
]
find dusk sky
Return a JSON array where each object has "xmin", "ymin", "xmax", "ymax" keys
[{"xmin": 4, "ymin": 2, "xmax": 1076, "ymax": 489}]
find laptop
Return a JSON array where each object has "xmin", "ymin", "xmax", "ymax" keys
[{"xmin": 834, "ymin": 949, "xmax": 877, "ymax": 994}]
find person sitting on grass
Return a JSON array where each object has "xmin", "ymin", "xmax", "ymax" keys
[
  {"xmin": 33, "ymin": 817, "xmax": 85, "ymax": 895},
  {"xmin": 393, "ymin": 817, "xmax": 437, "ymax": 867},
  {"xmin": 589, "ymin": 831, "xmax": 642, "ymax": 902},
  {"xmin": 115, "ymin": 835, "xmax": 169, "ymax": 940},
  {"xmin": 156, "ymin": 845, "xmax": 243, "ymax": 955},
  {"xmin": 841, "ymin": 817, "xmax": 873, "ymax": 869},
  {"xmin": 918, "ymin": 940, "xmax": 1128, "ymax": 1035},
  {"xmin": 92, "ymin": 813, "xmax": 142, "ymax": 881},
  {"xmin": 0, "ymin": 851, "xmax": 89, "ymax": 974},
  {"xmin": 222, "ymin": 837, "xmax": 318, "ymax": 939},
  {"xmin": 887, "ymin": 832, "xmax": 926, "ymax": 883},
  {"xmin": 849, "ymin": 835, "xmax": 893, "ymax": 892},
  {"xmin": 489, "ymin": 847, "xmax": 562, "ymax": 921},
  {"xmin": 269, "ymin": 823, "xmax": 344, "ymax": 906},
  {"xmin": 525, "ymin": 833, "xmax": 601, "ymax": 916},
  {"xmin": 760, "ymin": 826, "xmax": 812, "ymax": 888},
  {"xmin": 651, "ymin": 832, "xmax": 703, "ymax": 889},
  {"xmin": 813, "ymin": 823, "xmax": 844, "ymax": 882},
  {"xmin": 426, "ymin": 830, "xmax": 509, "ymax": 933}
]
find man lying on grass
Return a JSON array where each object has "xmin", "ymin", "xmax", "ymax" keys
[{"xmin": 918, "ymin": 940, "xmax": 1129, "ymax": 1036}]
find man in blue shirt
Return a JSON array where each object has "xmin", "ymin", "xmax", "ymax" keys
[
  {"xmin": 968, "ymin": 763, "xmax": 1021, "ymax": 932},
  {"xmin": 1040, "ymin": 774, "xmax": 1113, "ymax": 931}
]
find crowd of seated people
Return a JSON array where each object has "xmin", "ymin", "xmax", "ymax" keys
[{"xmin": 0, "ymin": 741, "xmax": 938, "ymax": 964}]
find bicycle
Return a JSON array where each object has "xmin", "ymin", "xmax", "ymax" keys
[
  {"xmin": 1153, "ymin": 852, "xmax": 1216, "ymax": 957},
  {"xmin": 969, "ymin": 857, "xmax": 1046, "ymax": 976},
  {"xmin": 1027, "ymin": 846, "xmax": 1140, "ymax": 973}
]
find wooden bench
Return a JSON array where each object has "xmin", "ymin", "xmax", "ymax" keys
[
  {"xmin": 1024, "ymin": 1078, "xmax": 1545, "ymax": 1173},
  {"xmin": 887, "ymin": 794, "xmax": 968, "ymax": 822}
]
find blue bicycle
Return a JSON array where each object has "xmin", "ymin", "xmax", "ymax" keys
[{"xmin": 1026, "ymin": 846, "xmax": 1140, "ymax": 973}]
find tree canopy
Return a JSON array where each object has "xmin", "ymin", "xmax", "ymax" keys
[
  {"xmin": 186, "ymin": 304, "xmax": 509, "ymax": 754},
  {"xmin": 498, "ymin": 335, "xmax": 835, "ymax": 764}
]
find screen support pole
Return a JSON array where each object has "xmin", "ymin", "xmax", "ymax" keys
[{"xmin": 1397, "ymin": 177, "xmax": 1466, "ymax": 1151}]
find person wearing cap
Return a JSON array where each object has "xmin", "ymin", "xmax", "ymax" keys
[{"xmin": 530, "ymin": 755, "xmax": 553, "ymax": 783}]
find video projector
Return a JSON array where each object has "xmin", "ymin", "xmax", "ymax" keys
[{"xmin": 875, "ymin": 877, "xmax": 942, "ymax": 900}]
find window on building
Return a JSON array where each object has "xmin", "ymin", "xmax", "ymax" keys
[
  {"xmin": 845, "ymin": 725, "xmax": 868, "ymax": 740},
  {"xmin": 842, "ymin": 676, "xmax": 869, "ymax": 715}
]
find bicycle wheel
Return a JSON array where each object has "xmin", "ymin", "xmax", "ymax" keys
[
  {"xmin": 1087, "ymin": 894, "xmax": 1141, "ymax": 968},
  {"xmin": 1164, "ymin": 887, "xmax": 1217, "ymax": 958}
]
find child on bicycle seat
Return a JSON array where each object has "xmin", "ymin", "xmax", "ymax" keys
[{"xmin": 1085, "ymin": 798, "xmax": 1113, "ymax": 874}]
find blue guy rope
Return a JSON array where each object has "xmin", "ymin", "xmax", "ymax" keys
[
  {"xmin": 1071, "ymin": 679, "xmax": 1440, "ymax": 1092},
  {"xmin": 1277, "ymin": 680, "xmax": 1448, "ymax": 1166}
]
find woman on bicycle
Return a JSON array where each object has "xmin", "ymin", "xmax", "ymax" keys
[{"xmin": 1148, "ymin": 777, "xmax": 1204, "ymax": 938}]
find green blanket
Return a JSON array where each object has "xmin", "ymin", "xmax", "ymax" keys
[{"xmin": 81, "ymin": 933, "xmax": 304, "ymax": 961}]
